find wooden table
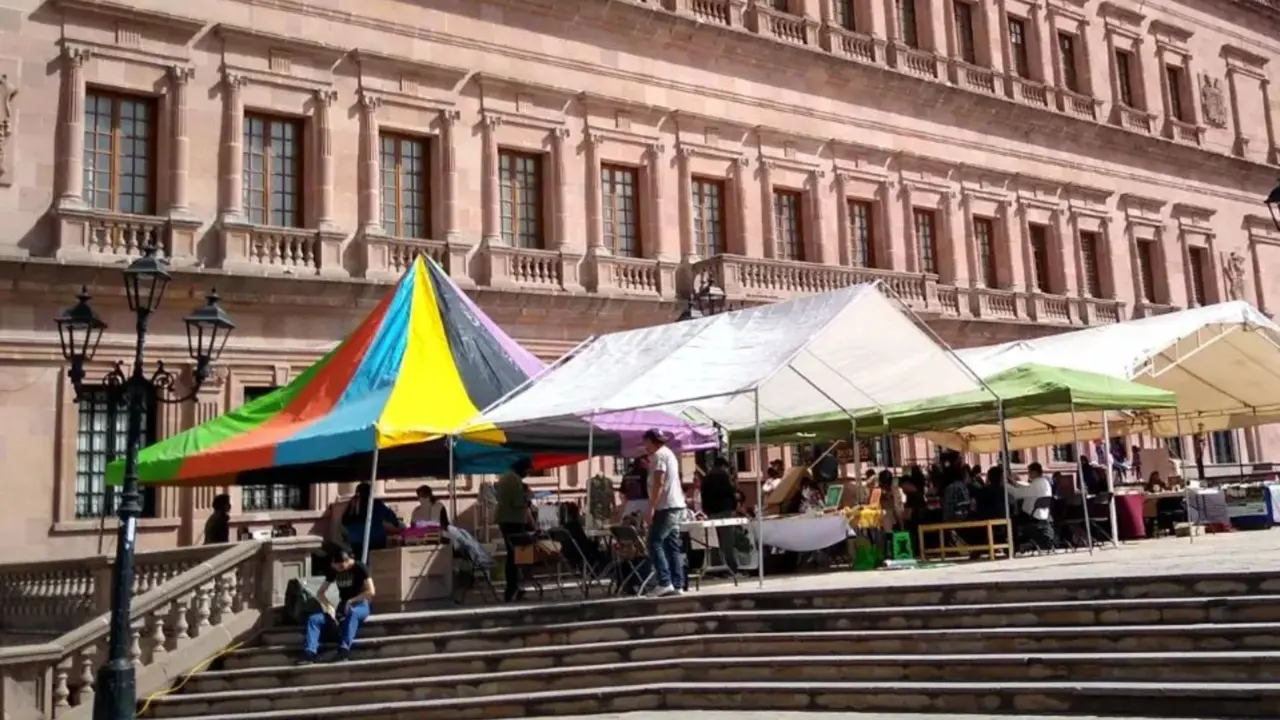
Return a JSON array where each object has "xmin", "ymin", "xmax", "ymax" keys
[
  {"xmin": 917, "ymin": 518, "xmax": 1010, "ymax": 561},
  {"xmin": 368, "ymin": 544, "xmax": 453, "ymax": 611}
]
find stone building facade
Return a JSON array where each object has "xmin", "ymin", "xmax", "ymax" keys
[{"xmin": 0, "ymin": 0, "xmax": 1277, "ymax": 559}]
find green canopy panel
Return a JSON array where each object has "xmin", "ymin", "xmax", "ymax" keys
[{"xmin": 727, "ymin": 363, "xmax": 1177, "ymax": 452}]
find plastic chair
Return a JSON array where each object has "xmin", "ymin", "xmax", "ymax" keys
[
  {"xmin": 609, "ymin": 525, "xmax": 655, "ymax": 596},
  {"xmin": 889, "ymin": 531, "xmax": 914, "ymax": 561}
]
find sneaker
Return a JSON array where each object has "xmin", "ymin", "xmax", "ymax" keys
[
  {"xmin": 296, "ymin": 653, "xmax": 316, "ymax": 666},
  {"xmin": 334, "ymin": 649, "xmax": 351, "ymax": 663},
  {"xmin": 648, "ymin": 584, "xmax": 677, "ymax": 597}
]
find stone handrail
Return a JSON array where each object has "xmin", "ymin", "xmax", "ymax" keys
[
  {"xmin": 0, "ymin": 544, "xmax": 239, "ymax": 635},
  {"xmin": 0, "ymin": 537, "xmax": 321, "ymax": 720}
]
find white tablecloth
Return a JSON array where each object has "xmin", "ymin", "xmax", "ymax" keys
[{"xmin": 754, "ymin": 514, "xmax": 851, "ymax": 553}]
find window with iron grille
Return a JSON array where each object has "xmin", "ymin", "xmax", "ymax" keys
[
  {"xmin": 1188, "ymin": 246, "xmax": 1208, "ymax": 306},
  {"xmin": 975, "ymin": 217, "xmax": 998, "ymax": 287},
  {"xmin": 380, "ymin": 133, "xmax": 430, "ymax": 239},
  {"xmin": 1164, "ymin": 436, "xmax": 1184, "ymax": 459},
  {"xmin": 601, "ymin": 165, "xmax": 641, "ymax": 257},
  {"xmin": 1210, "ymin": 430, "xmax": 1237, "ymax": 465},
  {"xmin": 869, "ymin": 436, "xmax": 895, "ymax": 467},
  {"xmin": 499, "ymin": 150, "xmax": 544, "ymax": 249},
  {"xmin": 1115, "ymin": 50, "xmax": 1136, "ymax": 107},
  {"xmin": 75, "ymin": 386, "xmax": 158, "ymax": 519},
  {"xmin": 898, "ymin": 0, "xmax": 919, "ymax": 48},
  {"xmin": 1051, "ymin": 443, "xmax": 1074, "ymax": 463},
  {"xmin": 848, "ymin": 200, "xmax": 875, "ymax": 268},
  {"xmin": 243, "ymin": 114, "xmax": 302, "ymax": 228},
  {"xmin": 1029, "ymin": 224, "xmax": 1051, "ymax": 292},
  {"xmin": 1165, "ymin": 64, "xmax": 1187, "ymax": 122},
  {"xmin": 1008, "ymin": 16, "xmax": 1031, "ymax": 78},
  {"xmin": 239, "ymin": 386, "xmax": 308, "ymax": 512},
  {"xmin": 1058, "ymin": 33, "xmax": 1080, "ymax": 93},
  {"xmin": 954, "ymin": 2, "xmax": 977, "ymax": 64},
  {"xmin": 84, "ymin": 91, "xmax": 156, "ymax": 215},
  {"xmin": 1136, "ymin": 239, "xmax": 1158, "ymax": 302},
  {"xmin": 692, "ymin": 178, "xmax": 725, "ymax": 258},
  {"xmin": 773, "ymin": 189, "xmax": 804, "ymax": 261},
  {"xmin": 1079, "ymin": 231, "xmax": 1103, "ymax": 297},
  {"xmin": 913, "ymin": 209, "xmax": 937, "ymax": 274}
]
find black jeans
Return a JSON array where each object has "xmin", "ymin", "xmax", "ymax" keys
[{"xmin": 499, "ymin": 523, "xmax": 527, "ymax": 601}]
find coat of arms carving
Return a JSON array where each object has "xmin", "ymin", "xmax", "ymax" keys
[
  {"xmin": 0, "ymin": 74, "xmax": 16, "ymax": 184},
  {"xmin": 1200, "ymin": 75, "xmax": 1228, "ymax": 129},
  {"xmin": 1224, "ymin": 250, "xmax": 1247, "ymax": 301}
]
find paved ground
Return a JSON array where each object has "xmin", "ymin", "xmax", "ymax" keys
[
  {"xmin": 691, "ymin": 528, "xmax": 1280, "ymax": 597},
  {"xmin": 542, "ymin": 713, "xmax": 1218, "ymax": 720}
]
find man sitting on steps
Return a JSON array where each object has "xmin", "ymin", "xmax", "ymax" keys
[{"xmin": 299, "ymin": 547, "xmax": 376, "ymax": 664}]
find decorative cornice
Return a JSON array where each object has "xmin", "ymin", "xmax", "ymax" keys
[
  {"xmin": 1148, "ymin": 19, "xmax": 1193, "ymax": 44},
  {"xmin": 54, "ymin": 0, "xmax": 207, "ymax": 36},
  {"xmin": 352, "ymin": 49, "xmax": 468, "ymax": 91},
  {"xmin": 60, "ymin": 38, "xmax": 189, "ymax": 69},
  {"xmin": 214, "ymin": 24, "xmax": 349, "ymax": 67}
]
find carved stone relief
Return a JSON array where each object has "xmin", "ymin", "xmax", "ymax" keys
[
  {"xmin": 0, "ymin": 74, "xmax": 16, "ymax": 186},
  {"xmin": 1200, "ymin": 75, "xmax": 1228, "ymax": 129},
  {"xmin": 1223, "ymin": 250, "xmax": 1247, "ymax": 301}
]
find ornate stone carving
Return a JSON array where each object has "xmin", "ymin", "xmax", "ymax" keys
[
  {"xmin": 357, "ymin": 89, "xmax": 382, "ymax": 113},
  {"xmin": 1224, "ymin": 250, "xmax": 1247, "ymax": 301},
  {"xmin": 167, "ymin": 66, "xmax": 194, "ymax": 85},
  {"xmin": 441, "ymin": 108, "xmax": 461, "ymax": 126},
  {"xmin": 1200, "ymin": 75, "xmax": 1228, "ymax": 129},
  {"xmin": 0, "ymin": 74, "xmax": 16, "ymax": 183}
]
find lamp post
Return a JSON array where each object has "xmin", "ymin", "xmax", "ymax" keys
[
  {"xmin": 678, "ymin": 276, "xmax": 729, "ymax": 321},
  {"xmin": 54, "ymin": 246, "xmax": 234, "ymax": 720},
  {"xmin": 1266, "ymin": 179, "xmax": 1280, "ymax": 232}
]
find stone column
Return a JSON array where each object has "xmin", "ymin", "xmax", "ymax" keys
[
  {"xmin": 1225, "ymin": 68, "xmax": 1250, "ymax": 157},
  {"xmin": 961, "ymin": 195, "xmax": 979, "ymax": 286},
  {"xmin": 1180, "ymin": 230, "xmax": 1195, "ymax": 306},
  {"xmin": 1183, "ymin": 56, "xmax": 1203, "ymax": 128},
  {"xmin": 676, "ymin": 145, "xmax": 695, "ymax": 262},
  {"xmin": 1001, "ymin": 201, "xmax": 1025, "ymax": 290},
  {"xmin": 358, "ymin": 92, "xmax": 382, "ymax": 234},
  {"xmin": 759, "ymin": 160, "xmax": 775, "ymax": 258},
  {"xmin": 879, "ymin": 181, "xmax": 903, "ymax": 271},
  {"xmin": 647, "ymin": 142, "xmax": 673, "ymax": 261},
  {"xmin": 441, "ymin": 109, "xmax": 461, "ymax": 242},
  {"xmin": 220, "ymin": 72, "xmax": 248, "ymax": 223},
  {"xmin": 1053, "ymin": 208, "xmax": 1076, "ymax": 295},
  {"xmin": 808, "ymin": 169, "xmax": 826, "ymax": 264},
  {"xmin": 552, "ymin": 127, "xmax": 572, "ymax": 251},
  {"xmin": 944, "ymin": 191, "xmax": 967, "ymax": 286},
  {"xmin": 314, "ymin": 90, "xmax": 338, "ymax": 231},
  {"xmin": 1262, "ymin": 79, "xmax": 1278, "ymax": 164},
  {"xmin": 167, "ymin": 66, "xmax": 194, "ymax": 215},
  {"xmin": 733, "ymin": 156, "xmax": 751, "ymax": 256},
  {"xmin": 585, "ymin": 132, "xmax": 605, "ymax": 254},
  {"xmin": 983, "ymin": 1, "xmax": 1007, "ymax": 76},
  {"xmin": 481, "ymin": 114, "xmax": 502, "ymax": 245},
  {"xmin": 901, "ymin": 183, "xmax": 917, "ymax": 272},
  {"xmin": 835, "ymin": 173, "xmax": 851, "ymax": 266},
  {"xmin": 58, "ymin": 47, "xmax": 90, "ymax": 208},
  {"xmin": 1032, "ymin": 5, "xmax": 1054, "ymax": 87}
]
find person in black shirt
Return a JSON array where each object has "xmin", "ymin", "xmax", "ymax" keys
[
  {"xmin": 700, "ymin": 457, "xmax": 742, "ymax": 571},
  {"xmin": 299, "ymin": 548, "xmax": 375, "ymax": 664},
  {"xmin": 203, "ymin": 494, "xmax": 231, "ymax": 545}
]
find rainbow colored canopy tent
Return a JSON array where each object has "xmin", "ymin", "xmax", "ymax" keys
[{"xmin": 107, "ymin": 257, "xmax": 715, "ymax": 488}]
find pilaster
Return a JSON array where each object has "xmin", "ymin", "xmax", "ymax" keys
[
  {"xmin": 480, "ymin": 114, "xmax": 502, "ymax": 246},
  {"xmin": 219, "ymin": 72, "xmax": 248, "ymax": 224},
  {"xmin": 58, "ymin": 47, "xmax": 90, "ymax": 209},
  {"xmin": 314, "ymin": 89, "xmax": 339, "ymax": 232}
]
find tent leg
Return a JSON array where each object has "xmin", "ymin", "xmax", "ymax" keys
[
  {"xmin": 1070, "ymin": 404, "xmax": 1094, "ymax": 554},
  {"xmin": 447, "ymin": 436, "xmax": 457, "ymax": 531},
  {"xmin": 1174, "ymin": 406, "xmax": 1193, "ymax": 544},
  {"xmin": 997, "ymin": 401, "xmax": 1015, "ymax": 560},
  {"xmin": 361, "ymin": 446, "xmax": 381, "ymax": 566},
  {"xmin": 1100, "ymin": 412, "xmax": 1119, "ymax": 546},
  {"xmin": 754, "ymin": 389, "xmax": 764, "ymax": 589}
]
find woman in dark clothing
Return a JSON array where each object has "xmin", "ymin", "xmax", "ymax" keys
[
  {"xmin": 341, "ymin": 482, "xmax": 403, "ymax": 558},
  {"xmin": 204, "ymin": 493, "xmax": 232, "ymax": 544}
]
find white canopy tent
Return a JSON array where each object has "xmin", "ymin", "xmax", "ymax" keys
[
  {"xmin": 463, "ymin": 282, "xmax": 985, "ymax": 586},
  {"xmin": 930, "ymin": 301, "xmax": 1280, "ymax": 452}
]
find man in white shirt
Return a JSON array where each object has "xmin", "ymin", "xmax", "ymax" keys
[
  {"xmin": 1008, "ymin": 462, "xmax": 1055, "ymax": 549},
  {"xmin": 643, "ymin": 428, "xmax": 687, "ymax": 597}
]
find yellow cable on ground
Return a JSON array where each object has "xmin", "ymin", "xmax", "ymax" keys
[{"xmin": 137, "ymin": 641, "xmax": 245, "ymax": 717}]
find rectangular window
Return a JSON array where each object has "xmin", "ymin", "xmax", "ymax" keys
[
  {"xmin": 869, "ymin": 436, "xmax": 895, "ymax": 467},
  {"xmin": 1079, "ymin": 231, "xmax": 1103, "ymax": 298},
  {"xmin": 84, "ymin": 91, "xmax": 156, "ymax": 215},
  {"xmin": 898, "ymin": 0, "xmax": 919, "ymax": 48},
  {"xmin": 601, "ymin": 165, "xmax": 641, "ymax": 257},
  {"xmin": 1008, "ymin": 16, "xmax": 1031, "ymax": 78},
  {"xmin": 914, "ymin": 208, "xmax": 938, "ymax": 274},
  {"xmin": 771, "ymin": 0, "xmax": 790, "ymax": 10},
  {"xmin": 1164, "ymin": 436, "xmax": 1184, "ymax": 459},
  {"xmin": 1188, "ymin": 246, "xmax": 1208, "ymax": 306},
  {"xmin": 692, "ymin": 178, "xmax": 725, "ymax": 258},
  {"xmin": 1165, "ymin": 64, "xmax": 1186, "ymax": 122},
  {"xmin": 75, "ymin": 386, "xmax": 158, "ymax": 519},
  {"xmin": 1136, "ymin": 239, "xmax": 1157, "ymax": 302},
  {"xmin": 499, "ymin": 150, "xmax": 544, "ymax": 249},
  {"xmin": 833, "ymin": 0, "xmax": 855, "ymax": 30},
  {"xmin": 954, "ymin": 2, "xmax": 978, "ymax": 64},
  {"xmin": 1211, "ymin": 430, "xmax": 1237, "ymax": 464},
  {"xmin": 243, "ymin": 114, "xmax": 302, "ymax": 227},
  {"xmin": 1029, "ymin": 224, "xmax": 1051, "ymax": 292},
  {"xmin": 379, "ymin": 134, "xmax": 430, "ymax": 239},
  {"xmin": 848, "ymin": 200, "xmax": 875, "ymax": 268},
  {"xmin": 734, "ymin": 449, "xmax": 752, "ymax": 473},
  {"xmin": 1115, "ymin": 50, "xmax": 1136, "ymax": 107},
  {"xmin": 974, "ymin": 217, "xmax": 998, "ymax": 287},
  {"xmin": 773, "ymin": 189, "xmax": 804, "ymax": 261},
  {"xmin": 1058, "ymin": 33, "xmax": 1079, "ymax": 92},
  {"xmin": 238, "ymin": 387, "xmax": 308, "ymax": 512},
  {"xmin": 1051, "ymin": 443, "xmax": 1074, "ymax": 463}
]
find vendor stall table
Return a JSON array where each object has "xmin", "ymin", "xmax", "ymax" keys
[{"xmin": 368, "ymin": 543, "xmax": 453, "ymax": 611}]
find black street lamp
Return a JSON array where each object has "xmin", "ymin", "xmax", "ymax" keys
[
  {"xmin": 1266, "ymin": 179, "xmax": 1280, "ymax": 232},
  {"xmin": 678, "ymin": 276, "xmax": 729, "ymax": 321},
  {"xmin": 55, "ymin": 246, "xmax": 234, "ymax": 720}
]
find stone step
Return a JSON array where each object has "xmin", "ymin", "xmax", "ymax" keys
[
  {"xmin": 257, "ymin": 573, "xmax": 1280, "ymax": 641},
  {"xmin": 143, "ymin": 680, "xmax": 1280, "ymax": 719},
  {"xmin": 199, "ymin": 622, "xmax": 1280, "ymax": 688},
  {"xmin": 237, "ymin": 595, "xmax": 1280, "ymax": 668}
]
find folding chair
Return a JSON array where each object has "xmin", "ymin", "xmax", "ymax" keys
[
  {"xmin": 506, "ymin": 531, "xmax": 551, "ymax": 599},
  {"xmin": 609, "ymin": 525, "xmax": 655, "ymax": 597},
  {"xmin": 548, "ymin": 526, "xmax": 605, "ymax": 597},
  {"xmin": 451, "ymin": 544, "xmax": 500, "ymax": 604}
]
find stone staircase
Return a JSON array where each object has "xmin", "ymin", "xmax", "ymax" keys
[{"xmin": 140, "ymin": 570, "xmax": 1280, "ymax": 719}]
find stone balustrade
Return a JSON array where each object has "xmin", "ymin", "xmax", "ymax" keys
[
  {"xmin": 1116, "ymin": 105, "xmax": 1155, "ymax": 134},
  {"xmin": 891, "ymin": 44, "xmax": 942, "ymax": 80},
  {"xmin": 821, "ymin": 25, "xmax": 882, "ymax": 65},
  {"xmin": 1135, "ymin": 301, "xmax": 1180, "ymax": 318},
  {"xmin": 1011, "ymin": 77, "xmax": 1051, "ymax": 108},
  {"xmin": 0, "ymin": 537, "xmax": 320, "ymax": 720},
  {"xmin": 1058, "ymin": 89, "xmax": 1101, "ymax": 120},
  {"xmin": 1080, "ymin": 296, "xmax": 1125, "ymax": 324},
  {"xmin": 972, "ymin": 287, "xmax": 1026, "ymax": 320},
  {"xmin": 952, "ymin": 61, "xmax": 998, "ymax": 95}
]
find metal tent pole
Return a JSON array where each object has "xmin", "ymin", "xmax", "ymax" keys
[
  {"xmin": 447, "ymin": 436, "xmax": 457, "ymax": 529},
  {"xmin": 360, "ymin": 446, "xmax": 381, "ymax": 566},
  {"xmin": 997, "ymin": 401, "xmax": 1015, "ymax": 559},
  {"xmin": 755, "ymin": 389, "xmax": 765, "ymax": 589},
  {"xmin": 1070, "ymin": 404, "xmax": 1094, "ymax": 554},
  {"xmin": 1174, "ymin": 407, "xmax": 1193, "ymax": 544},
  {"xmin": 1100, "ymin": 412, "xmax": 1119, "ymax": 545}
]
